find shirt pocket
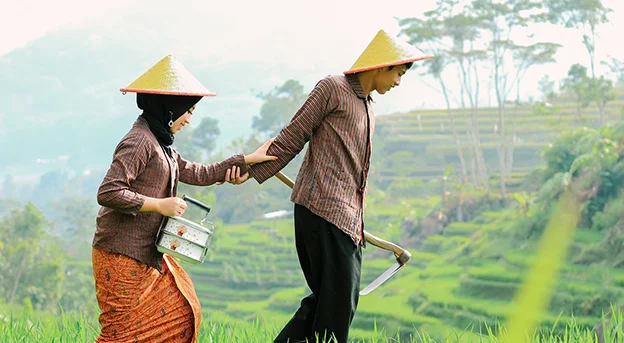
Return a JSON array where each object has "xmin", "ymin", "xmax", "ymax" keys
[{"xmin": 322, "ymin": 167, "xmax": 355, "ymax": 206}]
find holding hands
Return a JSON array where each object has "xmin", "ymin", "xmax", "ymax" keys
[
  {"xmin": 146, "ymin": 137, "xmax": 278, "ymax": 216},
  {"xmin": 219, "ymin": 137, "xmax": 278, "ymax": 185},
  {"xmin": 219, "ymin": 165, "xmax": 248, "ymax": 184},
  {"xmin": 244, "ymin": 137, "xmax": 278, "ymax": 165}
]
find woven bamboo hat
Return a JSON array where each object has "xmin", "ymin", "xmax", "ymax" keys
[
  {"xmin": 344, "ymin": 30, "xmax": 434, "ymax": 74},
  {"xmin": 120, "ymin": 54, "xmax": 216, "ymax": 96}
]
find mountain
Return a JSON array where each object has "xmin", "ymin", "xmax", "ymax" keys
[{"xmin": 0, "ymin": 25, "xmax": 317, "ymax": 180}]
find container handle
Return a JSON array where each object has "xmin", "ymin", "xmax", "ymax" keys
[{"xmin": 182, "ymin": 195, "xmax": 211, "ymax": 214}]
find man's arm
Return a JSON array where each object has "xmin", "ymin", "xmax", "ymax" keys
[{"xmin": 249, "ymin": 76, "xmax": 337, "ymax": 184}]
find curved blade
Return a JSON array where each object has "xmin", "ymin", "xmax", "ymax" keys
[{"xmin": 360, "ymin": 263, "xmax": 404, "ymax": 296}]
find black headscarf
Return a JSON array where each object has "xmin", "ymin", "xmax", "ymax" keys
[{"xmin": 137, "ymin": 93, "xmax": 202, "ymax": 156}]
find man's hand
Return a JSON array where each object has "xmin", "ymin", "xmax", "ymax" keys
[{"xmin": 218, "ymin": 165, "xmax": 249, "ymax": 185}]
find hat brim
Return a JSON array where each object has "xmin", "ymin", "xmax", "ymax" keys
[
  {"xmin": 120, "ymin": 88, "xmax": 217, "ymax": 96},
  {"xmin": 343, "ymin": 55, "xmax": 434, "ymax": 75}
]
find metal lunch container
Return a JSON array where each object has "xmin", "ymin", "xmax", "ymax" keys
[{"xmin": 155, "ymin": 195, "xmax": 214, "ymax": 264}]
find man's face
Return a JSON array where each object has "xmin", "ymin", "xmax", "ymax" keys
[{"xmin": 374, "ymin": 64, "xmax": 407, "ymax": 95}]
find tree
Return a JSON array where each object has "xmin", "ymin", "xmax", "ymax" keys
[
  {"xmin": 471, "ymin": 0, "xmax": 559, "ymax": 198},
  {"xmin": 206, "ymin": 134, "xmax": 295, "ymax": 224},
  {"xmin": 601, "ymin": 57, "xmax": 624, "ymax": 82},
  {"xmin": 31, "ymin": 171, "xmax": 67, "ymax": 210},
  {"xmin": 400, "ymin": 0, "xmax": 559, "ymax": 196},
  {"xmin": 505, "ymin": 42, "xmax": 560, "ymax": 175},
  {"xmin": 538, "ymin": 75, "xmax": 556, "ymax": 102},
  {"xmin": 50, "ymin": 196, "xmax": 98, "ymax": 258},
  {"xmin": 0, "ymin": 203, "xmax": 65, "ymax": 311},
  {"xmin": 449, "ymin": 17, "xmax": 490, "ymax": 191},
  {"xmin": 252, "ymin": 80, "xmax": 307, "ymax": 137},
  {"xmin": 544, "ymin": 0, "xmax": 612, "ymax": 78},
  {"xmin": 545, "ymin": 0, "xmax": 613, "ymax": 126},
  {"xmin": 175, "ymin": 117, "xmax": 221, "ymax": 162},
  {"xmin": 602, "ymin": 58, "xmax": 624, "ymax": 117},
  {"xmin": 400, "ymin": 1, "xmax": 490, "ymax": 189},
  {"xmin": 399, "ymin": 11, "xmax": 469, "ymax": 183},
  {"xmin": 588, "ymin": 76, "xmax": 616, "ymax": 125},
  {"xmin": 539, "ymin": 126, "xmax": 624, "ymax": 229},
  {"xmin": 561, "ymin": 64, "xmax": 591, "ymax": 122}
]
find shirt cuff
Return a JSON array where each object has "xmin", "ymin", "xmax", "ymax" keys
[{"xmin": 232, "ymin": 153, "xmax": 248, "ymax": 175}]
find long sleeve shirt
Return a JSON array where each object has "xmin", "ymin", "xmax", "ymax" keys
[
  {"xmin": 93, "ymin": 116, "xmax": 247, "ymax": 271},
  {"xmin": 248, "ymin": 74, "xmax": 374, "ymax": 246}
]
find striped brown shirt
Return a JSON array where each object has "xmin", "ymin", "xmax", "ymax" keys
[
  {"xmin": 249, "ymin": 74, "xmax": 374, "ymax": 246},
  {"xmin": 92, "ymin": 116, "xmax": 247, "ymax": 271}
]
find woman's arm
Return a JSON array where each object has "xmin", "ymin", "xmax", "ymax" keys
[
  {"xmin": 98, "ymin": 131, "xmax": 193, "ymax": 217},
  {"xmin": 176, "ymin": 153, "xmax": 247, "ymax": 186},
  {"xmin": 176, "ymin": 138, "xmax": 278, "ymax": 186},
  {"xmin": 97, "ymin": 133, "xmax": 151, "ymax": 216}
]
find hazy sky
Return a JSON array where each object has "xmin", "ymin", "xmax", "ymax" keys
[
  {"xmin": 2, "ymin": 0, "xmax": 624, "ymax": 113},
  {"xmin": 1, "ymin": 0, "xmax": 624, "ymax": 180}
]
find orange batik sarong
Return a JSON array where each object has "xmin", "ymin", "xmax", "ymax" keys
[{"xmin": 92, "ymin": 248, "xmax": 202, "ymax": 343}]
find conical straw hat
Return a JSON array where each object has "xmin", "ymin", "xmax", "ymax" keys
[
  {"xmin": 344, "ymin": 30, "xmax": 434, "ymax": 75},
  {"xmin": 120, "ymin": 54, "xmax": 216, "ymax": 96}
]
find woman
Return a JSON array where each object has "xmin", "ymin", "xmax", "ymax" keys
[{"xmin": 91, "ymin": 55, "xmax": 276, "ymax": 343}]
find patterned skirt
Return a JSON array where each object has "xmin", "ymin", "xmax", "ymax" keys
[{"xmin": 92, "ymin": 248, "xmax": 201, "ymax": 343}]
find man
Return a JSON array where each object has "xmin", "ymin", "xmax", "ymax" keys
[{"xmin": 248, "ymin": 30, "xmax": 433, "ymax": 343}]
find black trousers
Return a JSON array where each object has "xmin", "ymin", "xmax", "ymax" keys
[{"xmin": 274, "ymin": 204, "xmax": 362, "ymax": 343}]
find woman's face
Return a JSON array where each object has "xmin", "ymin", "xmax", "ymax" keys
[{"xmin": 170, "ymin": 105, "xmax": 195, "ymax": 134}]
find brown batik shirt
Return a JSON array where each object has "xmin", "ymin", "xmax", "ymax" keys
[
  {"xmin": 92, "ymin": 116, "xmax": 247, "ymax": 271},
  {"xmin": 248, "ymin": 74, "xmax": 374, "ymax": 247}
]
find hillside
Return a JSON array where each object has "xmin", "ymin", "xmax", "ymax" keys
[
  {"xmin": 177, "ymin": 196, "xmax": 622, "ymax": 341},
  {"xmin": 2, "ymin": 43, "xmax": 624, "ymax": 339},
  {"xmin": 2, "ymin": 95, "xmax": 624, "ymax": 341},
  {"xmin": 371, "ymin": 89, "xmax": 624, "ymax": 192},
  {"xmin": 174, "ymin": 90, "xmax": 624, "ymax": 340}
]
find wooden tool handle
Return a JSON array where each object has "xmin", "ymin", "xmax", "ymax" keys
[
  {"xmin": 274, "ymin": 171, "xmax": 411, "ymax": 262},
  {"xmin": 362, "ymin": 230, "xmax": 411, "ymax": 263},
  {"xmin": 275, "ymin": 171, "xmax": 295, "ymax": 188}
]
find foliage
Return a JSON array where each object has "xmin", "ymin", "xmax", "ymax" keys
[
  {"xmin": 590, "ymin": 193, "xmax": 624, "ymax": 232},
  {"xmin": 0, "ymin": 204, "xmax": 65, "ymax": 313},
  {"xmin": 576, "ymin": 216, "xmax": 624, "ymax": 268},
  {"xmin": 1, "ymin": 306, "xmax": 622, "ymax": 343},
  {"xmin": 175, "ymin": 116, "xmax": 221, "ymax": 162},
  {"xmin": 3, "ymin": 2, "xmax": 624, "ymax": 339},
  {"xmin": 601, "ymin": 57, "xmax": 624, "ymax": 82},
  {"xmin": 517, "ymin": 125, "xmax": 624, "ymax": 238},
  {"xmin": 532, "ymin": 101, "xmax": 561, "ymax": 121},
  {"xmin": 387, "ymin": 177, "xmax": 426, "ymax": 198},
  {"xmin": 543, "ymin": 0, "xmax": 613, "ymax": 78},
  {"xmin": 543, "ymin": 0, "xmax": 612, "ymax": 30},
  {"xmin": 251, "ymin": 79, "xmax": 307, "ymax": 137},
  {"xmin": 538, "ymin": 75, "xmax": 557, "ymax": 101},
  {"xmin": 587, "ymin": 76, "xmax": 617, "ymax": 124},
  {"xmin": 561, "ymin": 64, "xmax": 591, "ymax": 119}
]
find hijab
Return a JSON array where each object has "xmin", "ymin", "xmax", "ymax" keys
[{"xmin": 137, "ymin": 93, "xmax": 201, "ymax": 157}]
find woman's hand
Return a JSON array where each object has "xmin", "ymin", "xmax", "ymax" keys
[
  {"xmin": 244, "ymin": 137, "xmax": 279, "ymax": 165},
  {"xmin": 157, "ymin": 197, "xmax": 188, "ymax": 217}
]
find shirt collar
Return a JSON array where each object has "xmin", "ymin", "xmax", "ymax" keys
[{"xmin": 346, "ymin": 74, "xmax": 371, "ymax": 101}]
